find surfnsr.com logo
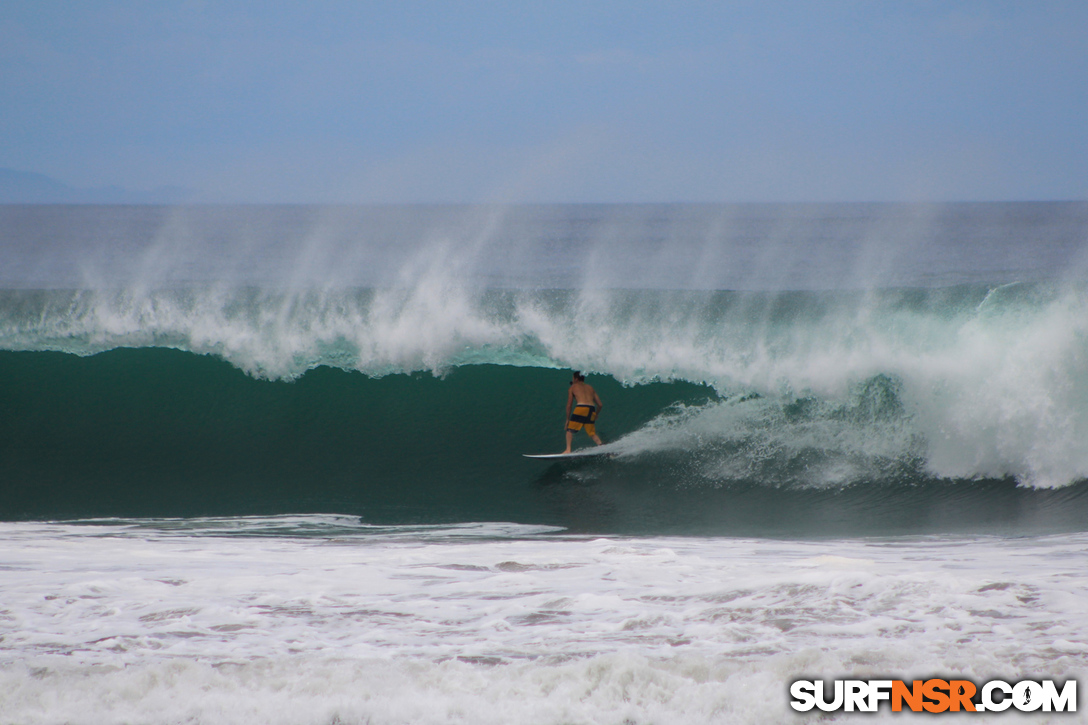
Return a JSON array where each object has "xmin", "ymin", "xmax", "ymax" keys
[{"xmin": 790, "ymin": 679, "xmax": 1076, "ymax": 713}]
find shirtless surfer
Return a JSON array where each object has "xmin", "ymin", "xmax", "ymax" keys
[{"xmin": 564, "ymin": 371, "xmax": 603, "ymax": 453}]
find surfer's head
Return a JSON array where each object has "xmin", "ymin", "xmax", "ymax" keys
[{"xmin": 571, "ymin": 371, "xmax": 584, "ymax": 383}]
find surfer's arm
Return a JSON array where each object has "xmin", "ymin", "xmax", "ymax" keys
[
  {"xmin": 565, "ymin": 388, "xmax": 573, "ymax": 421},
  {"xmin": 593, "ymin": 391, "xmax": 602, "ymax": 412}
]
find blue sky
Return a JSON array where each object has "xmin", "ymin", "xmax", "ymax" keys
[{"xmin": 1, "ymin": 1, "xmax": 1085, "ymax": 202}]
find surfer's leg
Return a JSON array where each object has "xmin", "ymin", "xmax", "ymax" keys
[
  {"xmin": 585, "ymin": 419, "xmax": 602, "ymax": 445},
  {"xmin": 564, "ymin": 430, "xmax": 573, "ymax": 454}
]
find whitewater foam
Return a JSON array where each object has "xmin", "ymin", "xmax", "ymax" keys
[{"xmin": 1, "ymin": 519, "xmax": 1086, "ymax": 724}]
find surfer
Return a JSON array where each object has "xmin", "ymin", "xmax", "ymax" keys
[{"xmin": 564, "ymin": 371, "xmax": 603, "ymax": 453}]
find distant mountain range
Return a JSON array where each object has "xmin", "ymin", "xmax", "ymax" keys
[{"xmin": 0, "ymin": 168, "xmax": 195, "ymax": 204}]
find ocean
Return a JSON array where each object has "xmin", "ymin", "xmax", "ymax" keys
[{"xmin": 1, "ymin": 202, "xmax": 1087, "ymax": 723}]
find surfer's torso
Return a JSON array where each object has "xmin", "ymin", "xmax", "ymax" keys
[{"xmin": 569, "ymin": 381, "xmax": 598, "ymax": 407}]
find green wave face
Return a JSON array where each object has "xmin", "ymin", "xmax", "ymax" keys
[
  {"xmin": 3, "ymin": 348, "xmax": 1088, "ymax": 536},
  {"xmin": 0, "ymin": 349, "xmax": 706, "ymax": 526}
]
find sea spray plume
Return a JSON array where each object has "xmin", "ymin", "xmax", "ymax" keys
[
  {"xmin": 909, "ymin": 284, "xmax": 1088, "ymax": 487},
  {"xmin": 44, "ymin": 205, "xmax": 529, "ymax": 377},
  {"xmin": 354, "ymin": 204, "xmax": 525, "ymax": 375},
  {"xmin": 611, "ymin": 378, "xmax": 924, "ymax": 489},
  {"xmin": 363, "ymin": 245, "xmax": 507, "ymax": 375},
  {"xmin": 687, "ymin": 204, "xmax": 752, "ymax": 291}
]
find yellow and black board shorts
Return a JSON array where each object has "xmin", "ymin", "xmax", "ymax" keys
[{"xmin": 567, "ymin": 405, "xmax": 597, "ymax": 435}]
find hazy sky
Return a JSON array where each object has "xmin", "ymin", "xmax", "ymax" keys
[{"xmin": 2, "ymin": 1, "xmax": 1086, "ymax": 202}]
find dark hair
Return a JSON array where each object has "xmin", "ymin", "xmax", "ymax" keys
[{"xmin": 571, "ymin": 371, "xmax": 584, "ymax": 381}]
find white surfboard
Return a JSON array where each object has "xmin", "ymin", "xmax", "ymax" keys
[{"xmin": 523, "ymin": 449, "xmax": 612, "ymax": 460}]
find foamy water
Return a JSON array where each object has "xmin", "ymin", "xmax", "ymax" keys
[{"xmin": 2, "ymin": 518, "xmax": 1086, "ymax": 724}]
